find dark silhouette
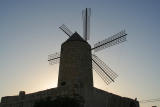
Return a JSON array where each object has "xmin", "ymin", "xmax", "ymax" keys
[
  {"xmin": 130, "ymin": 101, "xmax": 136, "ymax": 107},
  {"xmin": 34, "ymin": 95, "xmax": 84, "ymax": 107}
]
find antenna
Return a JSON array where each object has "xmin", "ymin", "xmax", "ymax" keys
[
  {"xmin": 92, "ymin": 30, "xmax": 127, "ymax": 52},
  {"xmin": 59, "ymin": 24, "xmax": 73, "ymax": 37},
  {"xmin": 82, "ymin": 8, "xmax": 91, "ymax": 41}
]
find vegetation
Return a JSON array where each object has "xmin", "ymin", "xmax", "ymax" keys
[{"xmin": 34, "ymin": 95, "xmax": 84, "ymax": 107}]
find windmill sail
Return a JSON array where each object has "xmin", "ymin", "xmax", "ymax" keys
[
  {"xmin": 92, "ymin": 30, "xmax": 127, "ymax": 52},
  {"xmin": 48, "ymin": 52, "xmax": 60, "ymax": 65},
  {"xmin": 82, "ymin": 8, "xmax": 91, "ymax": 41},
  {"xmin": 59, "ymin": 24, "xmax": 73, "ymax": 37},
  {"xmin": 92, "ymin": 54, "xmax": 118, "ymax": 85},
  {"xmin": 92, "ymin": 62, "xmax": 111, "ymax": 85}
]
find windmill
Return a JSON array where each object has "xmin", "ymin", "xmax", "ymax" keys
[
  {"xmin": 0, "ymin": 8, "xmax": 140, "ymax": 107},
  {"xmin": 48, "ymin": 8, "xmax": 127, "ymax": 86}
]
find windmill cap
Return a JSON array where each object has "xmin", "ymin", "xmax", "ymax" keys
[{"xmin": 65, "ymin": 32, "xmax": 87, "ymax": 43}]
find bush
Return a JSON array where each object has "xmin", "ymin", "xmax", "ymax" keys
[{"xmin": 34, "ymin": 95, "xmax": 84, "ymax": 107}]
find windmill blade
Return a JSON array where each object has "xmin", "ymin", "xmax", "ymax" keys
[
  {"xmin": 92, "ymin": 54, "xmax": 118, "ymax": 80},
  {"xmin": 92, "ymin": 54, "xmax": 118, "ymax": 85},
  {"xmin": 92, "ymin": 30, "xmax": 127, "ymax": 52},
  {"xmin": 92, "ymin": 59, "xmax": 116, "ymax": 85},
  {"xmin": 82, "ymin": 8, "xmax": 91, "ymax": 41},
  {"xmin": 92, "ymin": 62, "xmax": 111, "ymax": 85},
  {"xmin": 48, "ymin": 52, "xmax": 60, "ymax": 65},
  {"xmin": 59, "ymin": 24, "xmax": 73, "ymax": 37}
]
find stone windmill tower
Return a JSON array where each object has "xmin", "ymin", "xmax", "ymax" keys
[
  {"xmin": 48, "ymin": 8, "xmax": 139, "ymax": 107},
  {"xmin": 48, "ymin": 8, "xmax": 126, "ymax": 89},
  {"xmin": 58, "ymin": 32, "xmax": 93, "ymax": 96}
]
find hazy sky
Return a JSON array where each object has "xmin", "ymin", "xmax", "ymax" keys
[{"xmin": 0, "ymin": 0, "xmax": 160, "ymax": 107}]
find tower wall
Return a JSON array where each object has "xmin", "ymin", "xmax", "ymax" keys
[{"xmin": 58, "ymin": 40, "xmax": 93, "ymax": 92}]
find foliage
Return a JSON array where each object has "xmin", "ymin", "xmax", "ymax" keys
[{"xmin": 34, "ymin": 95, "xmax": 84, "ymax": 107}]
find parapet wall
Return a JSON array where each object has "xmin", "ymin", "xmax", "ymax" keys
[
  {"xmin": 92, "ymin": 88, "xmax": 139, "ymax": 107},
  {"xmin": 0, "ymin": 87, "xmax": 139, "ymax": 107},
  {"xmin": 0, "ymin": 88, "xmax": 59, "ymax": 107}
]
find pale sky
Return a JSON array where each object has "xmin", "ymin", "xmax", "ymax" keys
[{"xmin": 0, "ymin": 0, "xmax": 160, "ymax": 107}]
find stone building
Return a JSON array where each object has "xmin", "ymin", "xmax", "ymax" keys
[{"xmin": 0, "ymin": 32, "xmax": 139, "ymax": 107}]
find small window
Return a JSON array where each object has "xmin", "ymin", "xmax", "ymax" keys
[{"xmin": 61, "ymin": 81, "xmax": 66, "ymax": 86}]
